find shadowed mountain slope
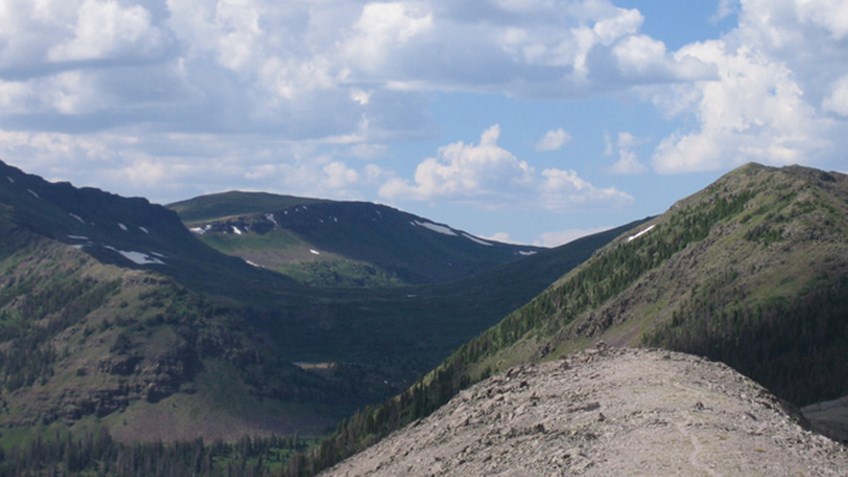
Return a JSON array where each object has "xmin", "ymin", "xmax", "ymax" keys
[{"xmin": 169, "ymin": 191, "xmax": 543, "ymax": 286}]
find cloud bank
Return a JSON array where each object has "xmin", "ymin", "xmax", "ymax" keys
[{"xmin": 0, "ymin": 0, "xmax": 845, "ymax": 207}]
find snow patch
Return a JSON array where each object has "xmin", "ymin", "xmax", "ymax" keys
[
  {"xmin": 518, "ymin": 250, "xmax": 538, "ymax": 256},
  {"xmin": 6, "ymin": 176, "xmax": 13, "ymax": 183},
  {"xmin": 411, "ymin": 220, "xmax": 458, "ymax": 236},
  {"xmin": 27, "ymin": 189, "xmax": 39, "ymax": 198},
  {"xmin": 67, "ymin": 235, "xmax": 88, "ymax": 240},
  {"xmin": 332, "ymin": 217, "xmax": 338, "ymax": 223},
  {"xmin": 105, "ymin": 246, "xmax": 164, "ymax": 265},
  {"xmin": 245, "ymin": 259, "xmax": 262, "ymax": 268},
  {"xmin": 189, "ymin": 227, "xmax": 206, "ymax": 235},
  {"xmin": 118, "ymin": 222, "xmax": 128, "ymax": 231},
  {"xmin": 139, "ymin": 226, "xmax": 149, "ymax": 234},
  {"xmin": 627, "ymin": 224, "xmax": 656, "ymax": 242},
  {"xmin": 151, "ymin": 252, "xmax": 166, "ymax": 258},
  {"xmin": 265, "ymin": 213, "xmax": 278, "ymax": 227},
  {"xmin": 69, "ymin": 213, "xmax": 85, "ymax": 224},
  {"xmin": 309, "ymin": 249, "xmax": 321, "ymax": 255},
  {"xmin": 463, "ymin": 233, "xmax": 493, "ymax": 246},
  {"xmin": 232, "ymin": 226, "xmax": 243, "ymax": 235}
]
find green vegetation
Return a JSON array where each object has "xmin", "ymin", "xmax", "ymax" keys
[{"xmin": 0, "ymin": 428, "xmax": 313, "ymax": 477}]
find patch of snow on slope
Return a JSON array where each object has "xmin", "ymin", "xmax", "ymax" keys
[
  {"xmin": 67, "ymin": 235, "xmax": 88, "ymax": 240},
  {"xmin": 265, "ymin": 213, "xmax": 277, "ymax": 227},
  {"xmin": 6, "ymin": 176, "xmax": 13, "ymax": 183},
  {"xmin": 309, "ymin": 249, "xmax": 321, "ymax": 255},
  {"xmin": 151, "ymin": 252, "xmax": 166, "ymax": 258},
  {"xmin": 245, "ymin": 259, "xmax": 262, "ymax": 268},
  {"xmin": 463, "ymin": 233, "xmax": 493, "ymax": 246},
  {"xmin": 105, "ymin": 246, "xmax": 164, "ymax": 265},
  {"xmin": 627, "ymin": 224, "xmax": 656, "ymax": 242},
  {"xmin": 411, "ymin": 220, "xmax": 458, "ymax": 236},
  {"xmin": 118, "ymin": 223, "xmax": 128, "ymax": 231},
  {"xmin": 27, "ymin": 189, "xmax": 39, "ymax": 198},
  {"xmin": 69, "ymin": 213, "xmax": 85, "ymax": 224},
  {"xmin": 189, "ymin": 227, "xmax": 205, "ymax": 235},
  {"xmin": 232, "ymin": 226, "xmax": 243, "ymax": 235},
  {"xmin": 139, "ymin": 226, "xmax": 149, "ymax": 234},
  {"xmin": 519, "ymin": 250, "xmax": 537, "ymax": 256}
]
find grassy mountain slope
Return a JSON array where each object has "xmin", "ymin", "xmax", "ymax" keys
[
  {"xmin": 296, "ymin": 163, "xmax": 848, "ymax": 474},
  {"xmin": 169, "ymin": 192, "xmax": 543, "ymax": 286}
]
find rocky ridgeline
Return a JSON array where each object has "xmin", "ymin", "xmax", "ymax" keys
[{"xmin": 323, "ymin": 346, "xmax": 848, "ymax": 476}]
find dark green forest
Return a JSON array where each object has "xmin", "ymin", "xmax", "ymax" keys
[{"xmin": 1, "ymin": 429, "xmax": 310, "ymax": 477}]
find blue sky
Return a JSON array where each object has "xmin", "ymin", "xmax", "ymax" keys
[{"xmin": 1, "ymin": 0, "xmax": 847, "ymax": 246}]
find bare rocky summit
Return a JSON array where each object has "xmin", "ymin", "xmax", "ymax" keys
[{"xmin": 323, "ymin": 346, "xmax": 848, "ymax": 476}]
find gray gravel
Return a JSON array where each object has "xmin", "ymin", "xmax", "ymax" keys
[{"xmin": 323, "ymin": 346, "xmax": 848, "ymax": 476}]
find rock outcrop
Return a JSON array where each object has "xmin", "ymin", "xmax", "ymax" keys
[{"xmin": 324, "ymin": 347, "xmax": 848, "ymax": 476}]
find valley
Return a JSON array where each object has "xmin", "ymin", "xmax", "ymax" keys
[{"xmin": 0, "ymin": 158, "xmax": 631, "ymax": 467}]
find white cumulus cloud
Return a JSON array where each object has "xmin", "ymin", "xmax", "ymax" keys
[
  {"xmin": 380, "ymin": 125, "xmax": 632, "ymax": 210},
  {"xmin": 650, "ymin": 0, "xmax": 848, "ymax": 173},
  {"xmin": 606, "ymin": 132, "xmax": 647, "ymax": 175},
  {"xmin": 535, "ymin": 128, "xmax": 572, "ymax": 151}
]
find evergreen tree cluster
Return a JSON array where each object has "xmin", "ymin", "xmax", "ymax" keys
[
  {"xmin": 1, "ymin": 429, "xmax": 307, "ymax": 477},
  {"xmin": 644, "ymin": 274, "xmax": 848, "ymax": 405}
]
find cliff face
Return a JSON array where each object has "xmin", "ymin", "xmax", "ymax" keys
[{"xmin": 323, "ymin": 346, "xmax": 848, "ymax": 476}]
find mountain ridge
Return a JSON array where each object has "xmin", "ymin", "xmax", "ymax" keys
[{"xmin": 168, "ymin": 191, "xmax": 544, "ymax": 286}]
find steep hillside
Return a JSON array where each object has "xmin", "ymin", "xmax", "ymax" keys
[
  {"xmin": 298, "ymin": 163, "xmax": 848, "ymax": 474},
  {"xmin": 320, "ymin": 347, "xmax": 848, "ymax": 477},
  {"xmin": 169, "ymin": 192, "xmax": 543, "ymax": 286},
  {"xmin": 447, "ymin": 163, "xmax": 848, "ymax": 404}
]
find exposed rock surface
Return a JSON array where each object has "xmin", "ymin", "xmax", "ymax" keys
[{"xmin": 324, "ymin": 346, "xmax": 848, "ymax": 476}]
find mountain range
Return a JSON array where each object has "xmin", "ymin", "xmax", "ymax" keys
[
  {"xmin": 0, "ymin": 158, "xmax": 628, "ymax": 451},
  {"xmin": 1, "ymin": 159, "xmax": 847, "ymax": 476}
]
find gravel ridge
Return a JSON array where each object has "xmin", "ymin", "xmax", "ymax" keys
[{"xmin": 323, "ymin": 346, "xmax": 848, "ymax": 476}]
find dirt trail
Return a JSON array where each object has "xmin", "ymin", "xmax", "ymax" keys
[{"xmin": 323, "ymin": 346, "xmax": 848, "ymax": 476}]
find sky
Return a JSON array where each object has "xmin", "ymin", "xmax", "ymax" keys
[{"xmin": 1, "ymin": 0, "xmax": 847, "ymax": 246}]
